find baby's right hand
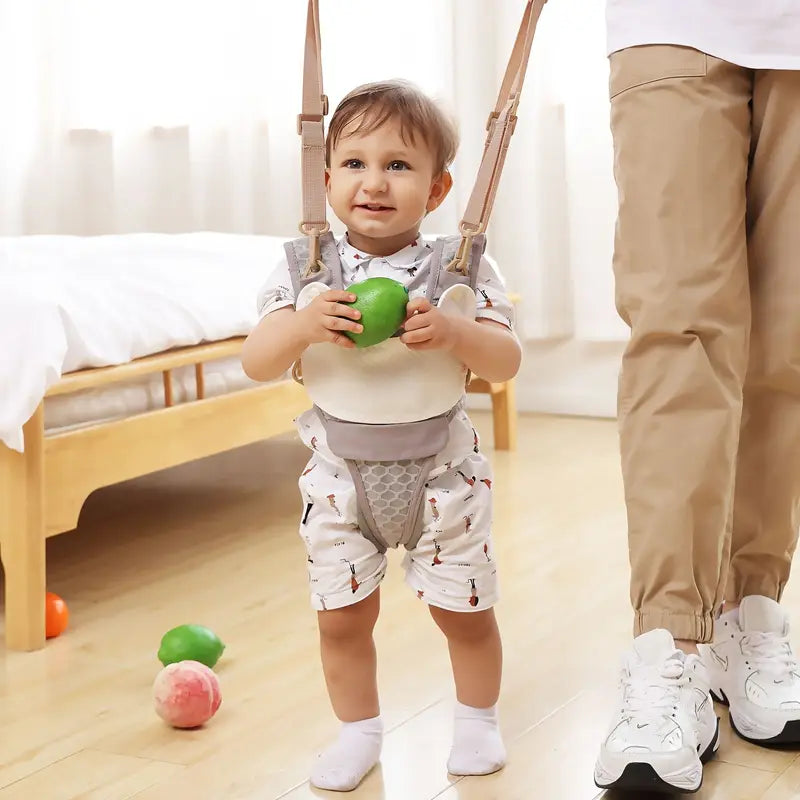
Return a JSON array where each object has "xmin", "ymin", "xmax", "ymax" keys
[{"xmin": 296, "ymin": 290, "xmax": 363, "ymax": 348}]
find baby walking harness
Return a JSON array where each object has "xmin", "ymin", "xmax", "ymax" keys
[{"xmin": 288, "ymin": 0, "xmax": 544, "ymax": 554}]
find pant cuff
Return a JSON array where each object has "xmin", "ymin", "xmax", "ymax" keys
[
  {"xmin": 634, "ymin": 609, "xmax": 715, "ymax": 644},
  {"xmin": 725, "ymin": 577, "xmax": 785, "ymax": 605}
]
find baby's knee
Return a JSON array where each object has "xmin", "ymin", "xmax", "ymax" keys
[
  {"xmin": 429, "ymin": 605, "xmax": 497, "ymax": 643},
  {"xmin": 318, "ymin": 591, "xmax": 380, "ymax": 641}
]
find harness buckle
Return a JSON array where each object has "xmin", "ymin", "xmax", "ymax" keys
[
  {"xmin": 297, "ymin": 95, "xmax": 328, "ymax": 134},
  {"xmin": 299, "ymin": 221, "xmax": 330, "ymax": 278},
  {"xmin": 297, "ymin": 112, "xmax": 325, "ymax": 135},
  {"xmin": 485, "ymin": 110, "xmax": 518, "ymax": 146},
  {"xmin": 446, "ymin": 222, "xmax": 483, "ymax": 275},
  {"xmin": 446, "ymin": 234, "xmax": 473, "ymax": 276}
]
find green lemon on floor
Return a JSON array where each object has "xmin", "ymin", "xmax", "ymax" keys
[
  {"xmin": 158, "ymin": 624, "xmax": 226, "ymax": 668},
  {"xmin": 343, "ymin": 277, "xmax": 409, "ymax": 348}
]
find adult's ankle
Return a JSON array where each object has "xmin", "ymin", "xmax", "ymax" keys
[{"xmin": 675, "ymin": 638, "xmax": 700, "ymax": 656}]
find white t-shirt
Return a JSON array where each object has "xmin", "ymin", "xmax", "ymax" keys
[
  {"xmin": 606, "ymin": 0, "xmax": 800, "ymax": 70},
  {"xmin": 257, "ymin": 233, "xmax": 515, "ymax": 330}
]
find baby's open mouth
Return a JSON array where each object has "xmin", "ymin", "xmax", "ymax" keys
[{"xmin": 357, "ymin": 204, "xmax": 394, "ymax": 211}]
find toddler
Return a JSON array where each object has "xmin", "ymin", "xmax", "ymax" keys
[{"xmin": 242, "ymin": 79, "xmax": 521, "ymax": 792}]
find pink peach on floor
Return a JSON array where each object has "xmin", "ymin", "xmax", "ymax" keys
[{"xmin": 153, "ymin": 660, "xmax": 221, "ymax": 728}]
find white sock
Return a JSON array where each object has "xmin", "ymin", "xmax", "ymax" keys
[
  {"xmin": 447, "ymin": 701, "xmax": 506, "ymax": 776},
  {"xmin": 310, "ymin": 715, "xmax": 383, "ymax": 792}
]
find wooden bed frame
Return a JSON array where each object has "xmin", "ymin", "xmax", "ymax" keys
[{"xmin": 0, "ymin": 338, "xmax": 516, "ymax": 651}]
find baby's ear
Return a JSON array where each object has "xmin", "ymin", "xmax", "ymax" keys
[{"xmin": 426, "ymin": 170, "xmax": 453, "ymax": 213}]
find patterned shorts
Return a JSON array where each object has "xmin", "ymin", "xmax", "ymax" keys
[{"xmin": 297, "ymin": 450, "xmax": 499, "ymax": 613}]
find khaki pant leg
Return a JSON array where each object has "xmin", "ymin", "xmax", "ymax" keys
[
  {"xmin": 609, "ymin": 46, "xmax": 753, "ymax": 642},
  {"xmin": 728, "ymin": 69, "xmax": 800, "ymax": 603}
]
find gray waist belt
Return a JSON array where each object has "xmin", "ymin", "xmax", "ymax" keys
[{"xmin": 314, "ymin": 404, "xmax": 460, "ymax": 553}]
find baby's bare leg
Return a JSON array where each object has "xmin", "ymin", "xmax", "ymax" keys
[
  {"xmin": 318, "ymin": 589, "xmax": 381, "ymax": 721},
  {"xmin": 430, "ymin": 605, "xmax": 502, "ymax": 705},
  {"xmin": 311, "ymin": 589, "xmax": 382, "ymax": 791},
  {"xmin": 429, "ymin": 606, "xmax": 506, "ymax": 776}
]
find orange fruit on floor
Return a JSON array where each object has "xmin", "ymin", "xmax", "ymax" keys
[{"xmin": 45, "ymin": 592, "xmax": 69, "ymax": 638}]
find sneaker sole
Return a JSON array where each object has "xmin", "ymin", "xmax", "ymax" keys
[
  {"xmin": 711, "ymin": 689, "xmax": 800, "ymax": 747},
  {"xmin": 594, "ymin": 717, "xmax": 720, "ymax": 795}
]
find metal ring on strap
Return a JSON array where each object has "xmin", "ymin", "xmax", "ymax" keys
[
  {"xmin": 299, "ymin": 221, "xmax": 331, "ymax": 278},
  {"xmin": 299, "ymin": 221, "xmax": 330, "ymax": 236},
  {"xmin": 445, "ymin": 221, "xmax": 485, "ymax": 275},
  {"xmin": 459, "ymin": 221, "xmax": 484, "ymax": 237}
]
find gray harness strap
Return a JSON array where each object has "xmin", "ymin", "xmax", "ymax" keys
[
  {"xmin": 284, "ymin": 230, "xmax": 343, "ymax": 293},
  {"xmin": 285, "ymin": 233, "xmax": 484, "ymax": 552}
]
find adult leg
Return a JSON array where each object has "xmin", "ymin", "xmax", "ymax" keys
[
  {"xmin": 728, "ymin": 69, "xmax": 800, "ymax": 603},
  {"xmin": 704, "ymin": 69, "xmax": 800, "ymax": 747},
  {"xmin": 596, "ymin": 46, "xmax": 752, "ymax": 794},
  {"xmin": 613, "ymin": 48, "xmax": 753, "ymax": 644}
]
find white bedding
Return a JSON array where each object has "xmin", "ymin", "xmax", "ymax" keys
[{"xmin": 0, "ymin": 233, "xmax": 289, "ymax": 452}]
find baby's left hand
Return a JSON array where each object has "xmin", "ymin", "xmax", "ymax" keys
[{"xmin": 400, "ymin": 297, "xmax": 460, "ymax": 351}]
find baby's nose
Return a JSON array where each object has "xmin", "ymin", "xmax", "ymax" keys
[{"xmin": 360, "ymin": 168, "xmax": 388, "ymax": 192}]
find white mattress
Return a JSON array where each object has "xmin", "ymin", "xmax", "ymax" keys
[
  {"xmin": 0, "ymin": 232, "xmax": 291, "ymax": 451},
  {"xmin": 43, "ymin": 355, "xmax": 260, "ymax": 435}
]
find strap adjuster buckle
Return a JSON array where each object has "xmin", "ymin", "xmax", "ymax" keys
[{"xmin": 296, "ymin": 95, "xmax": 329, "ymax": 134}]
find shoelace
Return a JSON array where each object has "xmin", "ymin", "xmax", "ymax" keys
[
  {"xmin": 623, "ymin": 655, "xmax": 688, "ymax": 715},
  {"xmin": 742, "ymin": 632, "xmax": 799, "ymax": 682}
]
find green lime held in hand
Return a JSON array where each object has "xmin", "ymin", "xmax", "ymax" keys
[
  {"xmin": 343, "ymin": 277, "xmax": 409, "ymax": 348},
  {"xmin": 158, "ymin": 624, "xmax": 225, "ymax": 668}
]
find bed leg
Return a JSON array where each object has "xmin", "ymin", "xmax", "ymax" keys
[
  {"xmin": 491, "ymin": 379, "xmax": 517, "ymax": 451},
  {"xmin": 0, "ymin": 404, "xmax": 46, "ymax": 651}
]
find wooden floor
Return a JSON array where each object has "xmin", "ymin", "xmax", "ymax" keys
[{"xmin": 2, "ymin": 411, "xmax": 800, "ymax": 799}]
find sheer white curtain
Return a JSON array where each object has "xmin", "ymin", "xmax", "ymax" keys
[
  {"xmin": 0, "ymin": 0, "xmax": 626, "ymax": 413},
  {"xmin": 0, "ymin": 0, "xmax": 463, "ymax": 236}
]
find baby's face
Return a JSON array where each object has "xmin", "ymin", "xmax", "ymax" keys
[{"xmin": 326, "ymin": 117, "xmax": 449, "ymax": 254}]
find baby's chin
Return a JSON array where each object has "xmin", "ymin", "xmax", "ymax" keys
[
  {"xmin": 341, "ymin": 217, "xmax": 404, "ymax": 238},
  {"xmin": 340, "ymin": 210, "xmax": 425, "ymax": 237}
]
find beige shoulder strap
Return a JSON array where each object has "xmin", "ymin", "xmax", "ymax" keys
[
  {"xmin": 298, "ymin": 0, "xmax": 329, "ymax": 276},
  {"xmin": 296, "ymin": 0, "xmax": 546, "ymax": 276},
  {"xmin": 447, "ymin": 0, "xmax": 545, "ymax": 273}
]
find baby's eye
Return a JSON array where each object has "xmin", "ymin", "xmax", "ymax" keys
[
  {"xmin": 388, "ymin": 161, "xmax": 410, "ymax": 171},
  {"xmin": 344, "ymin": 159, "xmax": 364, "ymax": 169}
]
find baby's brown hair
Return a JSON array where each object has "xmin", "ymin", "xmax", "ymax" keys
[{"xmin": 325, "ymin": 79, "xmax": 459, "ymax": 176}]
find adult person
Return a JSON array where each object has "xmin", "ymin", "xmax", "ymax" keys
[{"xmin": 594, "ymin": 1, "xmax": 800, "ymax": 794}]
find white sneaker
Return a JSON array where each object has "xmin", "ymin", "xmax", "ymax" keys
[
  {"xmin": 701, "ymin": 595, "xmax": 800, "ymax": 745},
  {"xmin": 594, "ymin": 629, "xmax": 720, "ymax": 794}
]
